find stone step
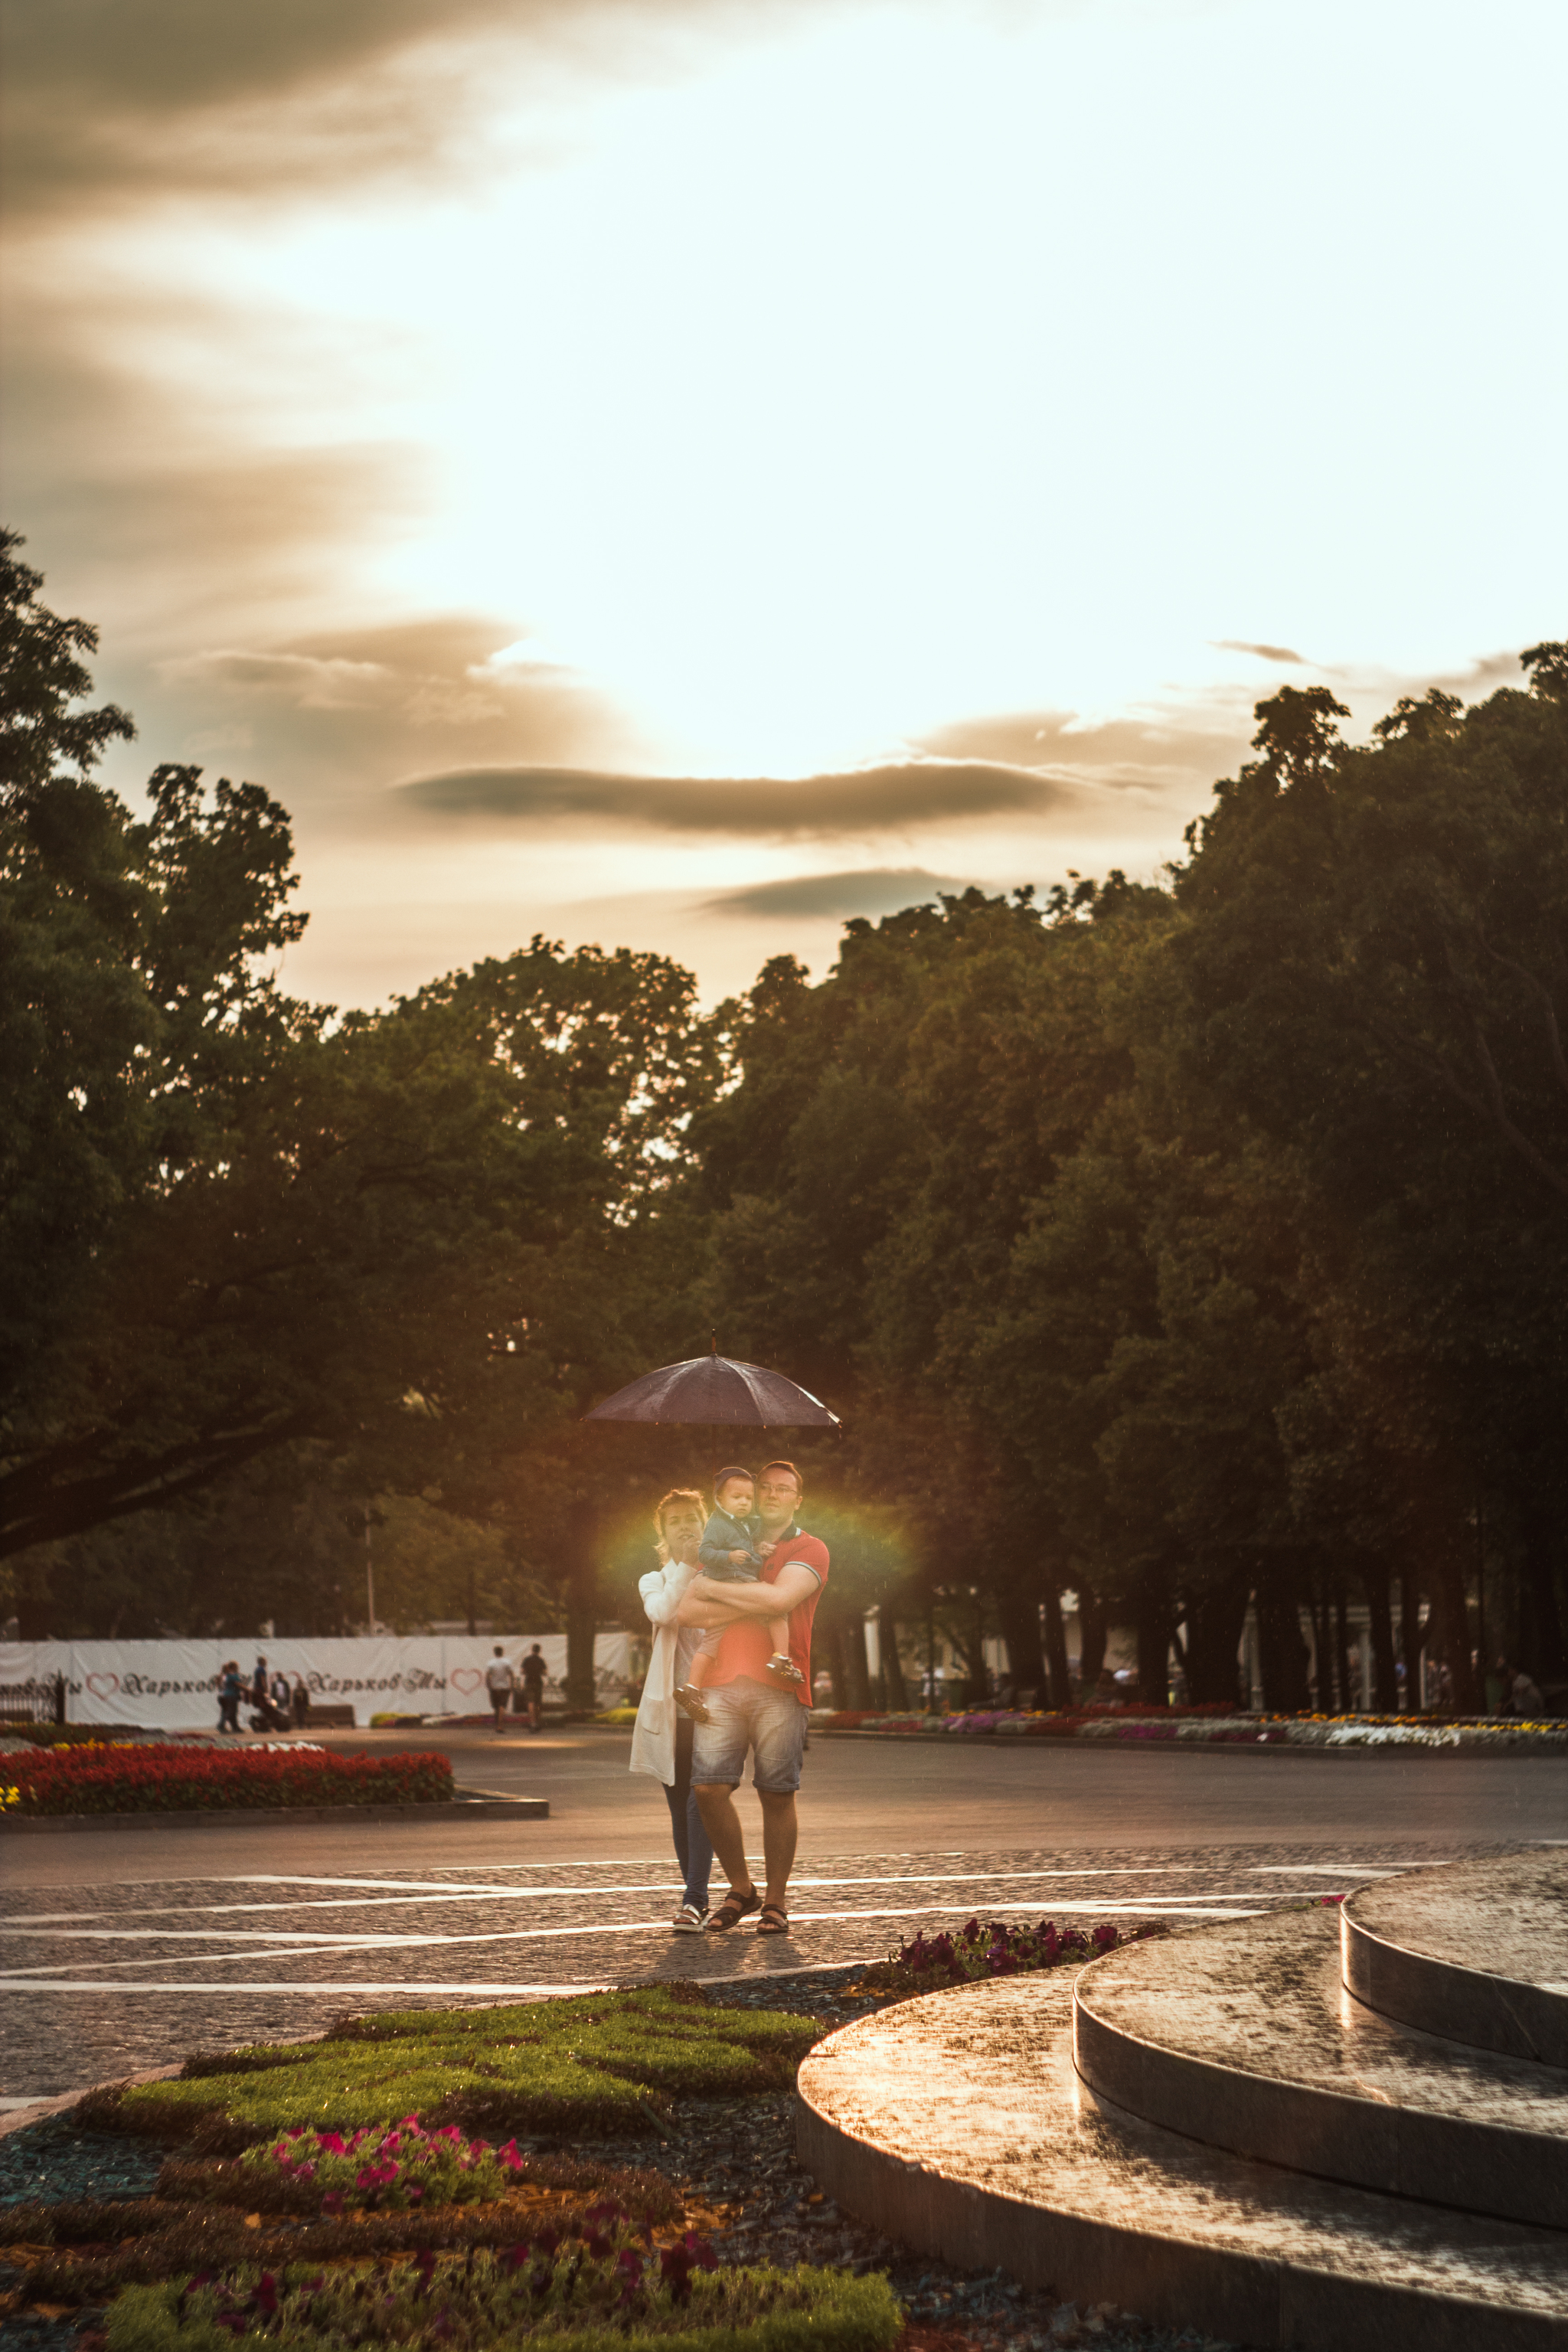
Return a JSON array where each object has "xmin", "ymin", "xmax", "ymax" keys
[
  {"xmin": 1343, "ymin": 1852, "xmax": 1568, "ymax": 2068},
  {"xmin": 1072, "ymin": 1908, "xmax": 1568, "ymax": 2229},
  {"xmin": 797, "ymin": 1967, "xmax": 1568, "ymax": 2351}
]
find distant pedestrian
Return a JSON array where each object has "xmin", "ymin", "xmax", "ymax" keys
[
  {"xmin": 217, "ymin": 1661, "xmax": 242, "ymax": 1734},
  {"xmin": 270, "ymin": 1668, "xmax": 292, "ymax": 1725},
  {"xmin": 252, "ymin": 1655, "xmax": 271, "ymax": 1728},
  {"xmin": 521, "ymin": 1644, "xmax": 547, "ymax": 1733},
  {"xmin": 1511, "ymin": 1665, "xmax": 1546, "ymax": 1718},
  {"xmin": 485, "ymin": 1645, "xmax": 515, "ymax": 1733},
  {"xmin": 291, "ymin": 1674, "xmax": 311, "ymax": 1730}
]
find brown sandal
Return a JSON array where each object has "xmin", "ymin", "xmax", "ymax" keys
[
  {"xmin": 705, "ymin": 1886, "xmax": 762, "ymax": 1933},
  {"xmin": 672, "ymin": 1685, "xmax": 711, "ymax": 1725},
  {"xmin": 756, "ymin": 1903, "xmax": 790, "ymax": 1935}
]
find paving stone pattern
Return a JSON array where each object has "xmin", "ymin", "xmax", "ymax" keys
[{"xmin": 1, "ymin": 1839, "xmax": 1481, "ymax": 2099}]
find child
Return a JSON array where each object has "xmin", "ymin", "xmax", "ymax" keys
[{"xmin": 671, "ymin": 1467, "xmax": 803, "ymax": 1722}]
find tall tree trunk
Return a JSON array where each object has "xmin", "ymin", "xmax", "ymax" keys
[
  {"xmin": 1397, "ymin": 1574, "xmax": 1426, "ymax": 1709},
  {"xmin": 1184, "ymin": 1574, "xmax": 1250, "ymax": 1704},
  {"xmin": 1517, "ymin": 1505, "xmax": 1568, "ymax": 1680},
  {"xmin": 819, "ymin": 1613, "xmax": 849, "ymax": 1710},
  {"xmin": 1041, "ymin": 1586, "xmax": 1073, "ymax": 1710},
  {"xmin": 1307, "ymin": 1576, "xmax": 1332, "ymax": 1710},
  {"xmin": 1428, "ymin": 1552, "xmax": 1478, "ymax": 1712},
  {"xmin": 997, "ymin": 1576, "xmax": 1047, "ymax": 1703},
  {"xmin": 1256, "ymin": 1577, "xmax": 1310, "ymax": 1712},
  {"xmin": 1076, "ymin": 1581, "xmax": 1107, "ymax": 1698},
  {"xmin": 564, "ymin": 1504, "xmax": 598, "ymax": 1710},
  {"xmin": 1361, "ymin": 1561, "xmax": 1398, "ymax": 1712},
  {"xmin": 878, "ymin": 1606, "xmax": 908, "ymax": 1709},
  {"xmin": 841, "ymin": 1608, "xmax": 873, "ymax": 1710},
  {"xmin": 1134, "ymin": 1568, "xmax": 1171, "ymax": 1707},
  {"xmin": 1333, "ymin": 1581, "xmax": 1353, "ymax": 1713}
]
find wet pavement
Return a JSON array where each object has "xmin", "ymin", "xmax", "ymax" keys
[{"xmin": 0, "ymin": 1838, "xmax": 1501, "ymax": 2099}]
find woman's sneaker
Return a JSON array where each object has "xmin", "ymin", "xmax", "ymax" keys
[{"xmin": 671, "ymin": 1903, "xmax": 708, "ymax": 1933}]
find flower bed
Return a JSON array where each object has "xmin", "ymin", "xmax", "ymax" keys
[
  {"xmin": 812, "ymin": 1707, "xmax": 1567, "ymax": 1753},
  {"xmin": 852, "ymin": 1915, "xmax": 1165, "ymax": 2001},
  {"xmin": 240, "ymin": 2118, "xmax": 537, "ymax": 2214},
  {"xmin": 103, "ymin": 2230, "xmax": 900, "ymax": 2352},
  {"xmin": 0, "ymin": 1743, "xmax": 455, "ymax": 1815}
]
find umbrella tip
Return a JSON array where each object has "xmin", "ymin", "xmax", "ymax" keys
[{"xmin": 710, "ymin": 1328, "xmax": 718, "ymax": 1356}]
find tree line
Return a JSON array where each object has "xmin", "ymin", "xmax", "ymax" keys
[{"xmin": 5, "ymin": 530, "xmax": 1566, "ymax": 1711}]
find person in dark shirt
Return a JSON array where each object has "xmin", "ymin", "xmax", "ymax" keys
[{"xmin": 521, "ymin": 1644, "xmax": 548, "ymax": 1733}]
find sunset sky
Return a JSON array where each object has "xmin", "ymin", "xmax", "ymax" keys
[{"xmin": 5, "ymin": 0, "xmax": 1563, "ymax": 1005}]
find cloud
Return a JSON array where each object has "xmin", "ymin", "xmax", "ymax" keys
[
  {"xmin": 394, "ymin": 759, "xmax": 1066, "ymax": 836},
  {"xmin": 0, "ymin": 0, "xmax": 781, "ymax": 222},
  {"xmin": 0, "ymin": 0, "xmax": 528, "ymax": 217},
  {"xmin": 701, "ymin": 866, "xmax": 981, "ymax": 920},
  {"xmin": 1213, "ymin": 639, "xmax": 1306, "ymax": 665},
  {"xmin": 915, "ymin": 707, "xmax": 1251, "ymax": 797},
  {"xmin": 139, "ymin": 616, "xmax": 639, "ymax": 808}
]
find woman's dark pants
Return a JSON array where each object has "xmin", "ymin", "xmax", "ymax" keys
[{"xmin": 662, "ymin": 1714, "xmax": 715, "ymax": 1913}]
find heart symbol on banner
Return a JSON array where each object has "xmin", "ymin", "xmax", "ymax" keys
[
  {"xmin": 450, "ymin": 1668, "xmax": 483, "ymax": 1694},
  {"xmin": 87, "ymin": 1671, "xmax": 121, "ymax": 1698}
]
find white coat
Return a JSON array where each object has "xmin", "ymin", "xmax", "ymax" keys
[{"xmin": 629, "ymin": 1555, "xmax": 698, "ymax": 1785}]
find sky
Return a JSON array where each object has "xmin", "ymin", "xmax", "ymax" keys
[{"xmin": 4, "ymin": 0, "xmax": 1564, "ymax": 1007}]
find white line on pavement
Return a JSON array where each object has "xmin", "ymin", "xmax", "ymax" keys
[
  {"xmin": 8, "ymin": 1862, "xmax": 1374, "ymax": 1926},
  {"xmin": 0, "ymin": 1896, "xmax": 1287, "ymax": 1978}
]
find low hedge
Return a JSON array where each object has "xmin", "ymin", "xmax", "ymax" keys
[
  {"xmin": 103, "ymin": 2243, "xmax": 901, "ymax": 2352},
  {"xmin": 2, "ymin": 1744, "xmax": 453, "ymax": 1815},
  {"xmin": 90, "ymin": 1986, "xmax": 820, "ymax": 2146}
]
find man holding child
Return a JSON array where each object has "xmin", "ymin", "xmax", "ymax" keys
[{"xmin": 675, "ymin": 1459, "xmax": 828, "ymax": 1938}]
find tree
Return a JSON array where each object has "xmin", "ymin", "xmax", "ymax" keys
[
  {"xmin": 1167, "ymin": 656, "xmax": 1568, "ymax": 1696},
  {"xmin": 1, "ymin": 544, "xmax": 721, "ymax": 1623}
]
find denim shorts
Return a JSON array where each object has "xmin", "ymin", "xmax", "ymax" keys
[{"xmin": 690, "ymin": 1676, "xmax": 809, "ymax": 1794}]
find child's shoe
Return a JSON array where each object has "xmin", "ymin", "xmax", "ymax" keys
[
  {"xmin": 673, "ymin": 1684, "xmax": 711, "ymax": 1724},
  {"xmin": 763, "ymin": 1652, "xmax": 806, "ymax": 1691}
]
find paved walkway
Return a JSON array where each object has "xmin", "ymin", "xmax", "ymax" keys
[
  {"xmin": 0, "ymin": 1837, "xmax": 1523, "ymax": 2100},
  {"xmin": 5, "ymin": 1730, "xmax": 1563, "ymax": 2100}
]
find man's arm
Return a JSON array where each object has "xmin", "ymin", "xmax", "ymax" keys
[{"xmin": 675, "ymin": 1563, "xmax": 820, "ymax": 1624}]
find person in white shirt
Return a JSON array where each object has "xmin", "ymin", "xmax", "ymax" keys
[
  {"xmin": 631, "ymin": 1488, "xmax": 716, "ymax": 1931},
  {"xmin": 484, "ymin": 1645, "xmax": 516, "ymax": 1734}
]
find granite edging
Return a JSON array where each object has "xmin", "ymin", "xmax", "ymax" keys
[{"xmin": 0, "ymin": 1795, "xmax": 548, "ymax": 1834}]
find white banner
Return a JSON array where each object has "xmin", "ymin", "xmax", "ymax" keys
[{"xmin": 0, "ymin": 1634, "xmax": 632, "ymax": 1731}]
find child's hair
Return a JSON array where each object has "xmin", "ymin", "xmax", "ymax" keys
[
  {"xmin": 653, "ymin": 1486, "xmax": 706, "ymax": 1537},
  {"xmin": 712, "ymin": 1465, "xmax": 756, "ymax": 1501}
]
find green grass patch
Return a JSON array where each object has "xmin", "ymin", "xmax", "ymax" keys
[
  {"xmin": 103, "ymin": 2249, "xmax": 900, "ymax": 2352},
  {"xmin": 104, "ymin": 1986, "xmax": 820, "ymax": 2146}
]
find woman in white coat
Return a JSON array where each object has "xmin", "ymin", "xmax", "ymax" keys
[{"xmin": 631, "ymin": 1487, "xmax": 717, "ymax": 1931}]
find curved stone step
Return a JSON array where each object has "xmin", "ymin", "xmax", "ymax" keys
[
  {"xmin": 797, "ymin": 1968, "xmax": 1568, "ymax": 2352},
  {"xmin": 1071, "ymin": 1909, "xmax": 1568, "ymax": 2229},
  {"xmin": 1343, "ymin": 1853, "xmax": 1568, "ymax": 2068}
]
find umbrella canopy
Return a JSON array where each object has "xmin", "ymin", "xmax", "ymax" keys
[{"xmin": 583, "ymin": 1354, "xmax": 840, "ymax": 1429}]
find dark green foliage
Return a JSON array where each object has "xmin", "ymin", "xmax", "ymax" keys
[
  {"xmin": 5, "ymin": 528, "xmax": 1565, "ymax": 1699},
  {"xmin": 93, "ymin": 1988, "xmax": 819, "ymax": 2145}
]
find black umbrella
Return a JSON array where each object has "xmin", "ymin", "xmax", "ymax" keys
[{"xmin": 584, "ymin": 1348, "xmax": 840, "ymax": 1430}]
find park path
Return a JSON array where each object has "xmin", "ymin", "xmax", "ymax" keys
[{"xmin": 0, "ymin": 1835, "xmax": 1507, "ymax": 2099}]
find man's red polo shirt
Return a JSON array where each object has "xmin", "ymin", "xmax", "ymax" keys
[{"xmin": 705, "ymin": 1524, "xmax": 829, "ymax": 1703}]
